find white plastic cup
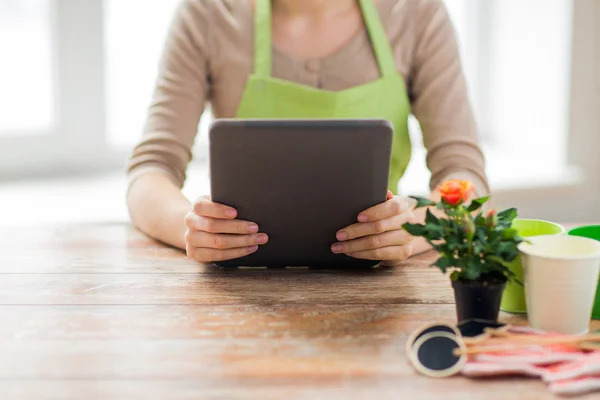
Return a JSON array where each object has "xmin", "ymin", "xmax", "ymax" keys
[{"xmin": 518, "ymin": 235, "xmax": 600, "ymax": 334}]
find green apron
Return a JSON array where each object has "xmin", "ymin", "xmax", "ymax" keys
[{"xmin": 235, "ymin": 0, "xmax": 412, "ymax": 193}]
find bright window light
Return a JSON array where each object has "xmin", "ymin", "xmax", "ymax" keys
[{"xmin": 0, "ymin": 0, "xmax": 54, "ymax": 134}]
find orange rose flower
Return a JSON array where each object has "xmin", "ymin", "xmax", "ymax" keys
[{"xmin": 437, "ymin": 180, "xmax": 474, "ymax": 206}]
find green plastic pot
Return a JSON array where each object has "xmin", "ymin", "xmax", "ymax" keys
[{"xmin": 568, "ymin": 225, "xmax": 600, "ymax": 320}]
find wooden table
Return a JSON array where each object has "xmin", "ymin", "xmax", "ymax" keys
[{"xmin": 1, "ymin": 224, "xmax": 598, "ymax": 400}]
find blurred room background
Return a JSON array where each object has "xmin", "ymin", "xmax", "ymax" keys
[{"xmin": 0, "ymin": 0, "xmax": 597, "ymax": 227}]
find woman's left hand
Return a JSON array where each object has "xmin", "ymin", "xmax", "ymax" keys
[{"xmin": 331, "ymin": 191, "xmax": 416, "ymax": 266}]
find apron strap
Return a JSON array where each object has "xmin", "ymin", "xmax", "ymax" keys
[
  {"xmin": 254, "ymin": 0, "xmax": 272, "ymax": 77},
  {"xmin": 253, "ymin": 0, "xmax": 396, "ymax": 78},
  {"xmin": 358, "ymin": 0, "xmax": 397, "ymax": 78}
]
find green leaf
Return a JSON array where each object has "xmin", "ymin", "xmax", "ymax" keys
[
  {"xmin": 447, "ymin": 239, "xmax": 459, "ymax": 251},
  {"xmin": 494, "ymin": 241, "xmax": 520, "ymax": 262},
  {"xmin": 426, "ymin": 225, "xmax": 444, "ymax": 240},
  {"xmin": 475, "ymin": 212, "xmax": 487, "ymax": 227},
  {"xmin": 486, "ymin": 255, "xmax": 513, "ymax": 269},
  {"xmin": 497, "ymin": 208, "xmax": 518, "ymax": 222},
  {"xmin": 475, "ymin": 228, "xmax": 486, "ymax": 242},
  {"xmin": 434, "ymin": 256, "xmax": 454, "ymax": 273},
  {"xmin": 513, "ymin": 277, "xmax": 524, "ymax": 286},
  {"xmin": 467, "ymin": 196, "xmax": 490, "ymax": 212},
  {"xmin": 501, "ymin": 228, "xmax": 518, "ymax": 240},
  {"xmin": 464, "ymin": 267, "xmax": 480, "ymax": 281},
  {"xmin": 425, "ymin": 208, "xmax": 439, "ymax": 225},
  {"xmin": 402, "ymin": 223, "xmax": 426, "ymax": 236},
  {"xmin": 503, "ymin": 250, "xmax": 520, "ymax": 263},
  {"xmin": 410, "ymin": 196, "xmax": 436, "ymax": 209},
  {"xmin": 426, "ymin": 240, "xmax": 444, "ymax": 253},
  {"xmin": 473, "ymin": 242, "xmax": 484, "ymax": 255},
  {"xmin": 488, "ymin": 229, "xmax": 499, "ymax": 243}
]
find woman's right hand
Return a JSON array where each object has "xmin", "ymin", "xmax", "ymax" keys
[{"xmin": 184, "ymin": 195, "xmax": 269, "ymax": 263}]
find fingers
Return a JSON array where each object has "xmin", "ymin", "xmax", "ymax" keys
[
  {"xmin": 187, "ymin": 244, "xmax": 260, "ymax": 263},
  {"xmin": 347, "ymin": 243, "xmax": 413, "ymax": 262},
  {"xmin": 184, "ymin": 226, "xmax": 269, "ymax": 263},
  {"xmin": 192, "ymin": 195, "xmax": 237, "ymax": 219},
  {"xmin": 334, "ymin": 195, "xmax": 415, "ymax": 264},
  {"xmin": 185, "ymin": 212, "xmax": 258, "ymax": 234},
  {"xmin": 337, "ymin": 212, "xmax": 415, "ymax": 241},
  {"xmin": 357, "ymin": 196, "xmax": 410, "ymax": 222},
  {"xmin": 331, "ymin": 230, "xmax": 411, "ymax": 254},
  {"xmin": 186, "ymin": 196, "xmax": 267, "ymax": 264},
  {"xmin": 186, "ymin": 231, "xmax": 269, "ymax": 249}
]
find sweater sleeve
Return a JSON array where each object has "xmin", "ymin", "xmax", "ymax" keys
[
  {"xmin": 409, "ymin": 0, "xmax": 490, "ymax": 196},
  {"xmin": 127, "ymin": 0, "xmax": 210, "ymax": 190}
]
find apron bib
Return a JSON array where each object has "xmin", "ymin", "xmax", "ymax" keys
[{"xmin": 235, "ymin": 0, "xmax": 412, "ymax": 194}]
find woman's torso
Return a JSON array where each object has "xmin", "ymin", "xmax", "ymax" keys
[
  {"xmin": 199, "ymin": 0, "xmax": 422, "ymax": 117},
  {"xmin": 128, "ymin": 0, "xmax": 489, "ymax": 197}
]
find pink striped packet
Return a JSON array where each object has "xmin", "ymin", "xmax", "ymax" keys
[
  {"xmin": 548, "ymin": 376, "xmax": 600, "ymax": 396},
  {"xmin": 459, "ymin": 326, "xmax": 600, "ymax": 395},
  {"xmin": 467, "ymin": 326, "xmax": 588, "ymax": 365},
  {"xmin": 472, "ymin": 344, "xmax": 587, "ymax": 365},
  {"xmin": 461, "ymin": 361, "xmax": 545, "ymax": 378},
  {"xmin": 542, "ymin": 352, "xmax": 600, "ymax": 382}
]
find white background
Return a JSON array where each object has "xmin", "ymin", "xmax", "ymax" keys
[{"xmin": 0, "ymin": 0, "xmax": 597, "ymax": 225}]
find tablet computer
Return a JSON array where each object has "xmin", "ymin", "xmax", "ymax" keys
[{"xmin": 208, "ymin": 119, "xmax": 393, "ymax": 268}]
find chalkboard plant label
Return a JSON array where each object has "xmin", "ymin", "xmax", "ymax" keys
[{"xmin": 403, "ymin": 180, "xmax": 524, "ymax": 323}]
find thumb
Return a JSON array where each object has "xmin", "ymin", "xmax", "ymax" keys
[{"xmin": 386, "ymin": 190, "xmax": 394, "ymax": 201}]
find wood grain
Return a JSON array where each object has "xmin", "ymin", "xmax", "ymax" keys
[
  {"xmin": 0, "ymin": 304, "xmax": 458, "ymax": 340},
  {"xmin": 0, "ymin": 379, "xmax": 568, "ymax": 400},
  {"xmin": 0, "ymin": 269, "xmax": 455, "ymax": 305},
  {"xmin": 1, "ymin": 224, "xmax": 599, "ymax": 399}
]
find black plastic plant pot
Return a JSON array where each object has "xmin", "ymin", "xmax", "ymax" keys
[{"xmin": 451, "ymin": 279, "xmax": 507, "ymax": 323}]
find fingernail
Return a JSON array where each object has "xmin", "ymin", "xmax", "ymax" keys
[
  {"xmin": 247, "ymin": 224, "xmax": 259, "ymax": 233},
  {"xmin": 256, "ymin": 234, "xmax": 268, "ymax": 244},
  {"xmin": 331, "ymin": 244, "xmax": 343, "ymax": 254},
  {"xmin": 248, "ymin": 246, "xmax": 259, "ymax": 253},
  {"xmin": 225, "ymin": 209, "xmax": 237, "ymax": 218},
  {"xmin": 358, "ymin": 214, "xmax": 368, "ymax": 222},
  {"xmin": 336, "ymin": 231, "xmax": 348, "ymax": 241}
]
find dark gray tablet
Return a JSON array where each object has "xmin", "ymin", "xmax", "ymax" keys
[{"xmin": 208, "ymin": 119, "xmax": 393, "ymax": 268}]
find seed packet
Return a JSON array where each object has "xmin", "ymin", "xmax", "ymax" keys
[
  {"xmin": 547, "ymin": 375, "xmax": 600, "ymax": 396},
  {"xmin": 472, "ymin": 344, "xmax": 586, "ymax": 365},
  {"xmin": 542, "ymin": 352, "xmax": 600, "ymax": 382},
  {"xmin": 461, "ymin": 361, "xmax": 545, "ymax": 378}
]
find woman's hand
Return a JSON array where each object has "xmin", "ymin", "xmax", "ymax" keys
[
  {"xmin": 331, "ymin": 191, "xmax": 416, "ymax": 266},
  {"xmin": 184, "ymin": 195, "xmax": 269, "ymax": 263}
]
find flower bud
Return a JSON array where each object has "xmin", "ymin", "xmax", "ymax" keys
[{"xmin": 486, "ymin": 209, "xmax": 497, "ymax": 227}]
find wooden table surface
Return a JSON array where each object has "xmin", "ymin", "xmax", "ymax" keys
[{"xmin": 1, "ymin": 224, "xmax": 598, "ymax": 400}]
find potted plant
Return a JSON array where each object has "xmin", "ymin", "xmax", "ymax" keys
[{"xmin": 403, "ymin": 180, "xmax": 523, "ymax": 323}]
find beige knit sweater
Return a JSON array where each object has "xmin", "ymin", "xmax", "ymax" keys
[{"xmin": 127, "ymin": 0, "xmax": 490, "ymax": 195}]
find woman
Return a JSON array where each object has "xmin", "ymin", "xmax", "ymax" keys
[{"xmin": 127, "ymin": 0, "xmax": 489, "ymax": 266}]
